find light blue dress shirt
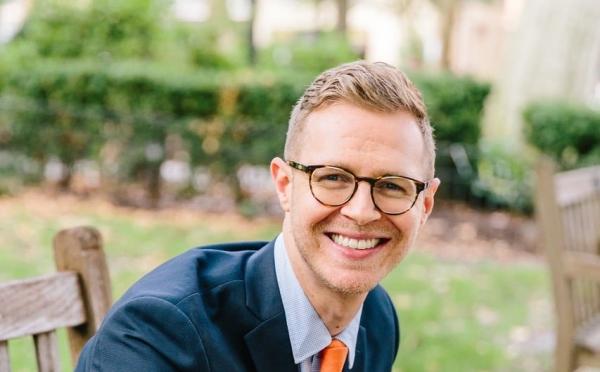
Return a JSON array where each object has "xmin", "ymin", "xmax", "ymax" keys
[{"xmin": 274, "ymin": 234, "xmax": 363, "ymax": 372}]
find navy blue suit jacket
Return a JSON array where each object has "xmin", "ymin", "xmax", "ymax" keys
[{"xmin": 76, "ymin": 240, "xmax": 400, "ymax": 371}]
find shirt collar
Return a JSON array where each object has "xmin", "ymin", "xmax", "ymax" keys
[{"xmin": 274, "ymin": 234, "xmax": 362, "ymax": 368}]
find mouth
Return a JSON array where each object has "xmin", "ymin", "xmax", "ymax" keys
[{"xmin": 327, "ymin": 233, "xmax": 389, "ymax": 250}]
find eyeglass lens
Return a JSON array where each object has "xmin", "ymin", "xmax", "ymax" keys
[{"xmin": 310, "ymin": 166, "xmax": 418, "ymax": 214}]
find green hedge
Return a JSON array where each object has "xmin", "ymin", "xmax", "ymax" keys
[
  {"xmin": 411, "ymin": 72, "xmax": 491, "ymax": 145},
  {"xmin": 0, "ymin": 59, "xmax": 490, "ymax": 201},
  {"xmin": 11, "ymin": 0, "xmax": 166, "ymax": 61},
  {"xmin": 412, "ymin": 72, "xmax": 491, "ymax": 206},
  {"xmin": 258, "ymin": 31, "xmax": 361, "ymax": 74},
  {"xmin": 523, "ymin": 101, "xmax": 600, "ymax": 168},
  {"xmin": 0, "ymin": 60, "xmax": 303, "ymax": 198},
  {"xmin": 1, "ymin": 61, "xmax": 221, "ymax": 161}
]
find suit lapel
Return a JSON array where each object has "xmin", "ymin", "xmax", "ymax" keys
[
  {"xmin": 346, "ymin": 326, "xmax": 367, "ymax": 371},
  {"xmin": 244, "ymin": 311, "xmax": 296, "ymax": 371},
  {"xmin": 243, "ymin": 241, "xmax": 296, "ymax": 372}
]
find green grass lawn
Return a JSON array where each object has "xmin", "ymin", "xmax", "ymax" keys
[{"xmin": 0, "ymin": 193, "xmax": 552, "ymax": 371}]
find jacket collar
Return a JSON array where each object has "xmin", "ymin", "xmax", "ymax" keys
[
  {"xmin": 348, "ymin": 326, "xmax": 366, "ymax": 371},
  {"xmin": 243, "ymin": 240, "xmax": 297, "ymax": 371},
  {"xmin": 242, "ymin": 240, "xmax": 367, "ymax": 372}
]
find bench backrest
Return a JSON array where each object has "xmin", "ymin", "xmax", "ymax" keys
[
  {"xmin": 0, "ymin": 226, "xmax": 112, "ymax": 372},
  {"xmin": 536, "ymin": 157, "xmax": 600, "ymax": 369}
]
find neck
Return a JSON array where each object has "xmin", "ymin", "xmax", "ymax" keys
[
  {"xmin": 283, "ymin": 231, "xmax": 367, "ymax": 335},
  {"xmin": 305, "ymin": 284, "xmax": 366, "ymax": 336}
]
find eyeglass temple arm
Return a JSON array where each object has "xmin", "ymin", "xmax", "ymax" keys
[{"xmin": 287, "ymin": 161, "xmax": 311, "ymax": 173}]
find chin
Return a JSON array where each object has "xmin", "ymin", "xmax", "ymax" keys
[{"xmin": 320, "ymin": 268, "xmax": 383, "ymax": 296}]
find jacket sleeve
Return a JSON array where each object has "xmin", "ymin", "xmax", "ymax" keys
[{"xmin": 75, "ymin": 296, "xmax": 210, "ymax": 371}]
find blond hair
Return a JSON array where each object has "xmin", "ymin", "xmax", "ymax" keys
[{"xmin": 284, "ymin": 61, "xmax": 435, "ymax": 179}]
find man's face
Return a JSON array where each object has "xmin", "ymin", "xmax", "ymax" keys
[{"xmin": 272, "ymin": 102, "xmax": 439, "ymax": 296}]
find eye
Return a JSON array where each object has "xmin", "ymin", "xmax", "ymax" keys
[
  {"xmin": 375, "ymin": 178, "xmax": 414, "ymax": 197},
  {"xmin": 311, "ymin": 167, "xmax": 355, "ymax": 187},
  {"xmin": 383, "ymin": 182, "xmax": 404, "ymax": 191},
  {"xmin": 317, "ymin": 173, "xmax": 352, "ymax": 183}
]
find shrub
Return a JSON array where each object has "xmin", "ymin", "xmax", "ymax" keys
[
  {"xmin": 412, "ymin": 73, "xmax": 491, "ymax": 207},
  {"xmin": 1, "ymin": 58, "xmax": 492, "ymax": 205},
  {"xmin": 258, "ymin": 31, "xmax": 361, "ymax": 73},
  {"xmin": 4, "ymin": 0, "xmax": 244, "ymax": 71},
  {"xmin": 1, "ymin": 60, "xmax": 221, "ymax": 193},
  {"xmin": 0, "ymin": 60, "xmax": 303, "ymax": 198},
  {"xmin": 172, "ymin": 23, "xmax": 247, "ymax": 70},
  {"xmin": 523, "ymin": 101, "xmax": 600, "ymax": 169},
  {"xmin": 474, "ymin": 144, "xmax": 534, "ymax": 213},
  {"xmin": 410, "ymin": 72, "xmax": 491, "ymax": 145},
  {"xmin": 14, "ymin": 0, "xmax": 166, "ymax": 60}
]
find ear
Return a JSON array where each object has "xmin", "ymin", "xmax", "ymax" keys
[
  {"xmin": 270, "ymin": 157, "xmax": 293, "ymax": 213},
  {"xmin": 419, "ymin": 177, "xmax": 440, "ymax": 226}
]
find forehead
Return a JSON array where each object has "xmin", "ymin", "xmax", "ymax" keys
[{"xmin": 298, "ymin": 102, "xmax": 426, "ymax": 179}]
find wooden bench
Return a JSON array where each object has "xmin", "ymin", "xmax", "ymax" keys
[
  {"xmin": 0, "ymin": 226, "xmax": 112, "ymax": 372},
  {"xmin": 536, "ymin": 157, "xmax": 600, "ymax": 372}
]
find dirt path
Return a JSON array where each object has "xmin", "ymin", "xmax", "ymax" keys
[{"xmin": 418, "ymin": 201, "xmax": 541, "ymax": 263}]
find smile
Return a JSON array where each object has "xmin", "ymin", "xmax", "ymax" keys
[{"xmin": 330, "ymin": 234, "xmax": 381, "ymax": 250}]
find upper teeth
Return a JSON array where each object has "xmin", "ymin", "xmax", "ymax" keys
[{"xmin": 331, "ymin": 234, "xmax": 380, "ymax": 250}]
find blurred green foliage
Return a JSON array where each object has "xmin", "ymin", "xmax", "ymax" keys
[
  {"xmin": 258, "ymin": 31, "xmax": 361, "ymax": 73},
  {"xmin": 0, "ymin": 60, "xmax": 305, "ymax": 199},
  {"xmin": 412, "ymin": 73, "xmax": 493, "ymax": 208},
  {"xmin": 0, "ymin": 63, "xmax": 491, "ymax": 202},
  {"xmin": 0, "ymin": 0, "xmax": 493, "ymax": 206},
  {"xmin": 433, "ymin": 141, "xmax": 535, "ymax": 214},
  {"xmin": 474, "ymin": 143, "xmax": 534, "ymax": 213},
  {"xmin": 523, "ymin": 101, "xmax": 600, "ymax": 169},
  {"xmin": 14, "ymin": 0, "xmax": 166, "ymax": 60},
  {"xmin": 174, "ymin": 23, "xmax": 241, "ymax": 69},
  {"xmin": 2, "ymin": 0, "xmax": 242, "ymax": 70},
  {"xmin": 411, "ymin": 72, "xmax": 491, "ymax": 145}
]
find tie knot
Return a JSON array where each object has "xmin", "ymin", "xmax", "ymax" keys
[{"xmin": 320, "ymin": 339, "xmax": 348, "ymax": 372}]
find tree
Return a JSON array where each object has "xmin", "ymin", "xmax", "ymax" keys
[
  {"xmin": 432, "ymin": 0, "xmax": 460, "ymax": 70},
  {"xmin": 248, "ymin": 0, "xmax": 257, "ymax": 65},
  {"xmin": 394, "ymin": 0, "xmax": 492, "ymax": 70},
  {"xmin": 335, "ymin": 0, "xmax": 349, "ymax": 33},
  {"xmin": 301, "ymin": 0, "xmax": 352, "ymax": 36},
  {"xmin": 483, "ymin": 0, "xmax": 600, "ymax": 147}
]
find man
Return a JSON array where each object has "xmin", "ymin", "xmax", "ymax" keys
[{"xmin": 76, "ymin": 61, "xmax": 440, "ymax": 371}]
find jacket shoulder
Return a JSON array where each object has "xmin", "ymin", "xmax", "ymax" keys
[
  {"xmin": 76, "ymin": 240, "xmax": 273, "ymax": 371},
  {"xmin": 117, "ymin": 240, "xmax": 270, "ymax": 305},
  {"xmin": 362, "ymin": 285, "xmax": 400, "ymax": 366},
  {"xmin": 76, "ymin": 296, "xmax": 209, "ymax": 371}
]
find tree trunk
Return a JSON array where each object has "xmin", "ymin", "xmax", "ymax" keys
[
  {"xmin": 336, "ymin": 0, "xmax": 348, "ymax": 34},
  {"xmin": 439, "ymin": 0, "xmax": 458, "ymax": 70},
  {"xmin": 146, "ymin": 164, "xmax": 161, "ymax": 209},
  {"xmin": 57, "ymin": 165, "xmax": 73, "ymax": 192},
  {"xmin": 248, "ymin": 0, "xmax": 257, "ymax": 65},
  {"xmin": 483, "ymin": 0, "xmax": 600, "ymax": 146},
  {"xmin": 209, "ymin": 0, "xmax": 229, "ymax": 24}
]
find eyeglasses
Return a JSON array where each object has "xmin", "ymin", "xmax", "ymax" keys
[{"xmin": 287, "ymin": 160, "xmax": 429, "ymax": 215}]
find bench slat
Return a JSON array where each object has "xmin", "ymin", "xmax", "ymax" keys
[
  {"xmin": 53, "ymin": 226, "xmax": 112, "ymax": 365},
  {"xmin": 0, "ymin": 272, "xmax": 86, "ymax": 341},
  {"xmin": 555, "ymin": 165, "xmax": 600, "ymax": 207},
  {"xmin": 537, "ymin": 158, "xmax": 600, "ymax": 371},
  {"xmin": 565, "ymin": 252, "xmax": 600, "ymax": 282},
  {"xmin": 0, "ymin": 341, "xmax": 10, "ymax": 372},
  {"xmin": 34, "ymin": 331, "xmax": 61, "ymax": 372}
]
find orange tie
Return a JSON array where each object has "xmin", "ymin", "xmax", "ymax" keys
[{"xmin": 319, "ymin": 339, "xmax": 348, "ymax": 372}]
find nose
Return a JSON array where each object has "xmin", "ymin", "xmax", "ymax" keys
[{"xmin": 340, "ymin": 181, "xmax": 382, "ymax": 225}]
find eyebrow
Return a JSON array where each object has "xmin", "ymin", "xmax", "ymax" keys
[{"xmin": 327, "ymin": 163, "xmax": 407, "ymax": 179}]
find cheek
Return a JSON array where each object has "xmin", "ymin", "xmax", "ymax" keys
[
  {"xmin": 291, "ymin": 182, "xmax": 334, "ymax": 221},
  {"xmin": 389, "ymin": 211, "xmax": 422, "ymax": 239}
]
